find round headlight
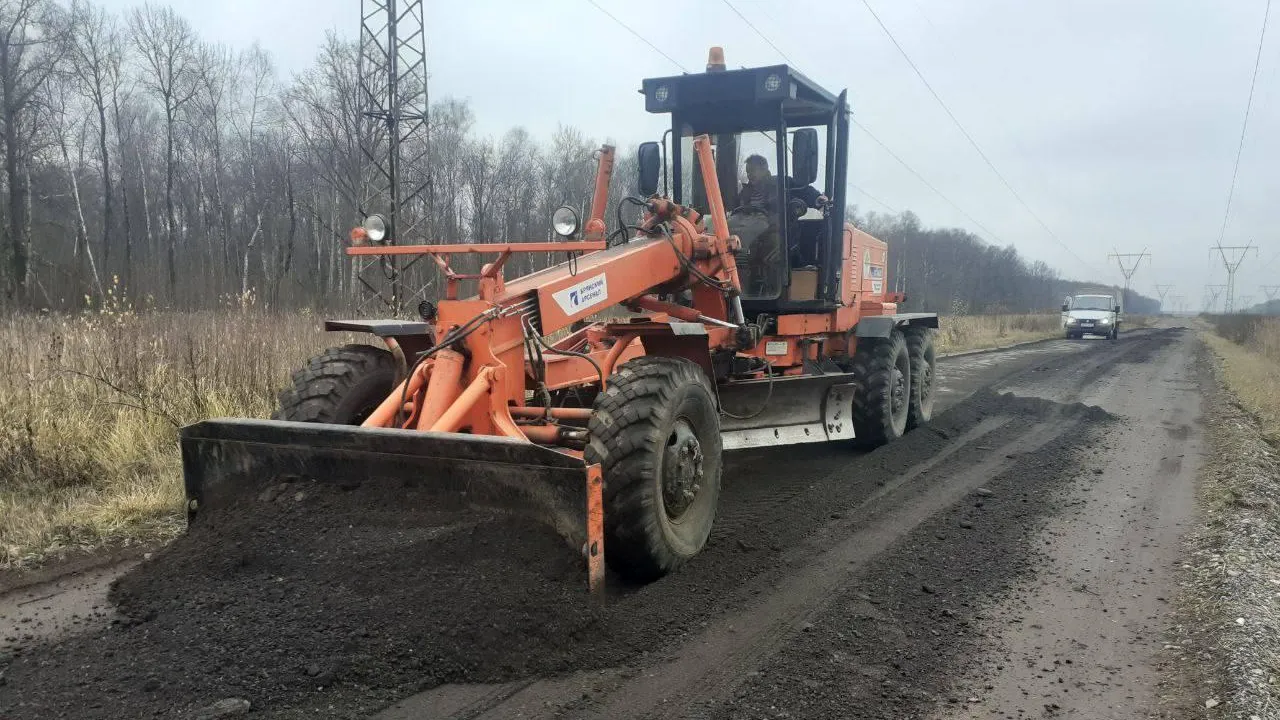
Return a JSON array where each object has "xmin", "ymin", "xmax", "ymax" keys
[
  {"xmin": 552, "ymin": 206, "xmax": 579, "ymax": 238},
  {"xmin": 764, "ymin": 73, "xmax": 782, "ymax": 92},
  {"xmin": 363, "ymin": 214, "xmax": 387, "ymax": 243},
  {"xmin": 654, "ymin": 85, "xmax": 669, "ymax": 103}
]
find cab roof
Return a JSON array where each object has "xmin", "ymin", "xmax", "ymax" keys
[{"xmin": 640, "ymin": 64, "xmax": 843, "ymax": 133}]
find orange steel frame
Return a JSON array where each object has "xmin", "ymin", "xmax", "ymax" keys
[{"xmin": 345, "ymin": 136, "xmax": 898, "ymax": 593}]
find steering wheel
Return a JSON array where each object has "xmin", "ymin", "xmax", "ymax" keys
[{"xmin": 728, "ymin": 204, "xmax": 769, "ymax": 217}]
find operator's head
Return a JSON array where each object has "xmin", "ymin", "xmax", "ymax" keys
[{"xmin": 745, "ymin": 154, "xmax": 770, "ymax": 184}]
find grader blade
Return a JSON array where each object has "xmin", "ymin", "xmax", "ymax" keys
[
  {"xmin": 179, "ymin": 419, "xmax": 600, "ymax": 558},
  {"xmin": 717, "ymin": 374, "xmax": 859, "ymax": 451}
]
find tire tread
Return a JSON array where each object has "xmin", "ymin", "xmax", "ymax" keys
[{"xmin": 584, "ymin": 356, "xmax": 719, "ymax": 582}]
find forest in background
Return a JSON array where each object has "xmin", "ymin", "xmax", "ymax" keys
[{"xmin": 0, "ymin": 0, "xmax": 1157, "ymax": 315}]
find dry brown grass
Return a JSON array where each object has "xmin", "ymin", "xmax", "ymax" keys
[
  {"xmin": 936, "ymin": 314, "xmax": 1061, "ymax": 354},
  {"xmin": 1202, "ymin": 316, "xmax": 1280, "ymax": 444},
  {"xmin": 0, "ymin": 309, "xmax": 1067, "ymax": 568},
  {"xmin": 0, "ymin": 309, "xmax": 346, "ymax": 568}
]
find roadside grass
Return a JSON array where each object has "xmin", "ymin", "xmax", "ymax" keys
[
  {"xmin": 1202, "ymin": 316, "xmax": 1280, "ymax": 444},
  {"xmin": 1, "ymin": 309, "xmax": 1065, "ymax": 569},
  {"xmin": 937, "ymin": 314, "xmax": 1060, "ymax": 354},
  {"xmin": 0, "ymin": 310, "xmax": 340, "ymax": 568}
]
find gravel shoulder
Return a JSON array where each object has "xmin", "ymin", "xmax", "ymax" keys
[{"xmin": 1173, "ymin": 338, "xmax": 1280, "ymax": 719}]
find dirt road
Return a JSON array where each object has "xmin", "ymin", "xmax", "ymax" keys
[{"xmin": 0, "ymin": 328, "xmax": 1205, "ymax": 719}]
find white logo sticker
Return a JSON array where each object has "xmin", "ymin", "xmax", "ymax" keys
[{"xmin": 553, "ymin": 274, "xmax": 609, "ymax": 316}]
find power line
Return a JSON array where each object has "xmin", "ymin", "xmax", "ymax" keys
[
  {"xmin": 717, "ymin": 1, "xmax": 1013, "ymax": 242},
  {"xmin": 591, "ymin": 0, "xmax": 1013, "ymax": 254},
  {"xmin": 720, "ymin": 0, "xmax": 797, "ymax": 67},
  {"xmin": 853, "ymin": 119, "xmax": 1005, "ymax": 243},
  {"xmin": 858, "ymin": 0, "xmax": 1097, "ymax": 275},
  {"xmin": 584, "ymin": 0, "xmax": 688, "ymax": 72},
  {"xmin": 1216, "ymin": 0, "xmax": 1272, "ymax": 246},
  {"xmin": 849, "ymin": 183, "xmax": 898, "ymax": 214}
]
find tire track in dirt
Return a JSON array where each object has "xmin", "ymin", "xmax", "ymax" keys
[
  {"xmin": 699, "ymin": 328, "xmax": 1196, "ymax": 720},
  {"xmin": 383, "ymin": 337, "xmax": 1180, "ymax": 719},
  {"xmin": 390, "ymin": 330, "xmax": 1179, "ymax": 720}
]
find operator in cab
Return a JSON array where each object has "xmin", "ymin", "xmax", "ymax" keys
[
  {"xmin": 739, "ymin": 154, "xmax": 828, "ymax": 213},
  {"xmin": 737, "ymin": 154, "xmax": 828, "ymax": 295}
]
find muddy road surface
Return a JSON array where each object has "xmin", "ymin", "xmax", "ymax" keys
[{"xmin": 0, "ymin": 328, "xmax": 1204, "ymax": 719}]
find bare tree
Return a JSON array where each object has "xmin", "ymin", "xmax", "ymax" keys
[
  {"xmin": 0, "ymin": 0, "xmax": 65, "ymax": 304},
  {"xmin": 68, "ymin": 0, "xmax": 117, "ymax": 280},
  {"xmin": 47, "ymin": 66, "xmax": 105, "ymax": 301},
  {"xmin": 129, "ymin": 2, "xmax": 198, "ymax": 303},
  {"xmin": 231, "ymin": 43, "xmax": 276, "ymax": 297}
]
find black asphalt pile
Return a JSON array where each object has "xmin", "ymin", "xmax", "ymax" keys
[{"xmin": 0, "ymin": 388, "xmax": 1111, "ymax": 719}]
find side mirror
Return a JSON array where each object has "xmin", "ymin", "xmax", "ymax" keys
[
  {"xmin": 637, "ymin": 142, "xmax": 661, "ymax": 197},
  {"xmin": 1114, "ymin": 305, "xmax": 1121, "ymax": 313},
  {"xmin": 791, "ymin": 128, "xmax": 819, "ymax": 185},
  {"xmin": 1061, "ymin": 304, "xmax": 1069, "ymax": 312}
]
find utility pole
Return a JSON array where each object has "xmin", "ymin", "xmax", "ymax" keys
[
  {"xmin": 1209, "ymin": 244, "xmax": 1258, "ymax": 313},
  {"xmin": 1262, "ymin": 285, "xmax": 1280, "ymax": 303},
  {"xmin": 1168, "ymin": 294, "xmax": 1186, "ymax": 315},
  {"xmin": 1205, "ymin": 284, "xmax": 1227, "ymax": 313},
  {"xmin": 1239, "ymin": 295, "xmax": 1254, "ymax": 313},
  {"xmin": 1155, "ymin": 284, "xmax": 1174, "ymax": 312},
  {"xmin": 1107, "ymin": 249, "xmax": 1149, "ymax": 312}
]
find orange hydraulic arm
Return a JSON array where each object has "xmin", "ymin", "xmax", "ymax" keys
[
  {"xmin": 341, "ymin": 137, "xmax": 744, "ymax": 597},
  {"xmin": 349, "ymin": 135, "xmax": 743, "ymax": 441}
]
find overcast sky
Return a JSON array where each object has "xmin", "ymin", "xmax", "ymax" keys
[{"xmin": 111, "ymin": 0, "xmax": 1279, "ymax": 308}]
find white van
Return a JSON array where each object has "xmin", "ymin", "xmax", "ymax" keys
[{"xmin": 1062, "ymin": 294, "xmax": 1121, "ymax": 340}]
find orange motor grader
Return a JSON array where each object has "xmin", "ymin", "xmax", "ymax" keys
[{"xmin": 180, "ymin": 49, "xmax": 938, "ymax": 593}]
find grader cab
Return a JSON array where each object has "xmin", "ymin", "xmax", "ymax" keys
[{"xmin": 180, "ymin": 48, "xmax": 938, "ymax": 593}]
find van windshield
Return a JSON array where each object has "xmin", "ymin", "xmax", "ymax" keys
[{"xmin": 1071, "ymin": 296, "xmax": 1114, "ymax": 311}]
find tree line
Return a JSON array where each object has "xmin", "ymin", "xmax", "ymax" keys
[
  {"xmin": 863, "ymin": 211, "xmax": 1158, "ymax": 314},
  {"xmin": 0, "ymin": 0, "xmax": 1153, "ymax": 315}
]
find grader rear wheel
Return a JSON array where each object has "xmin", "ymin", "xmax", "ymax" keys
[
  {"xmin": 905, "ymin": 328, "xmax": 936, "ymax": 430},
  {"xmin": 585, "ymin": 356, "xmax": 722, "ymax": 583},
  {"xmin": 850, "ymin": 330, "xmax": 911, "ymax": 448},
  {"xmin": 274, "ymin": 344, "xmax": 396, "ymax": 426}
]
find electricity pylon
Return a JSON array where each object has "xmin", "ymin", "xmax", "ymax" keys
[
  {"xmin": 1210, "ymin": 244, "xmax": 1257, "ymax": 313},
  {"xmin": 1107, "ymin": 249, "xmax": 1149, "ymax": 312}
]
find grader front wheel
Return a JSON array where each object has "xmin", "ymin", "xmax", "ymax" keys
[
  {"xmin": 274, "ymin": 344, "xmax": 396, "ymax": 425},
  {"xmin": 585, "ymin": 356, "xmax": 722, "ymax": 583}
]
